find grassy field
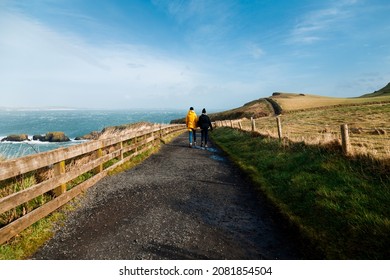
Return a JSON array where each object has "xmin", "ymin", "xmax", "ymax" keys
[
  {"xmin": 236, "ymin": 102, "xmax": 390, "ymax": 159},
  {"xmin": 270, "ymin": 93, "xmax": 390, "ymax": 112},
  {"xmin": 210, "ymin": 92, "xmax": 390, "ymax": 159},
  {"xmin": 211, "ymin": 127, "xmax": 390, "ymax": 259}
]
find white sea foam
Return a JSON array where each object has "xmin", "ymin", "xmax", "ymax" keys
[{"xmin": 1, "ymin": 135, "xmax": 87, "ymax": 144}]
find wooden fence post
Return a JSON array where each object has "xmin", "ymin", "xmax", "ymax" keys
[
  {"xmin": 276, "ymin": 116, "xmax": 283, "ymax": 140},
  {"xmin": 135, "ymin": 133, "xmax": 139, "ymax": 152},
  {"xmin": 341, "ymin": 124, "xmax": 351, "ymax": 155},
  {"xmin": 151, "ymin": 130, "xmax": 156, "ymax": 146},
  {"xmin": 238, "ymin": 121, "xmax": 242, "ymax": 130},
  {"xmin": 53, "ymin": 160, "xmax": 66, "ymax": 196},
  {"xmin": 251, "ymin": 117, "xmax": 256, "ymax": 132},
  {"xmin": 120, "ymin": 141, "xmax": 124, "ymax": 161},
  {"xmin": 95, "ymin": 147, "xmax": 103, "ymax": 174}
]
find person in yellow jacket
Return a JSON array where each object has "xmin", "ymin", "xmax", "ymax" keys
[{"xmin": 185, "ymin": 107, "xmax": 198, "ymax": 147}]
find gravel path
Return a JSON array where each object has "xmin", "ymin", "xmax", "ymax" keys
[{"xmin": 33, "ymin": 132, "xmax": 305, "ymax": 260}]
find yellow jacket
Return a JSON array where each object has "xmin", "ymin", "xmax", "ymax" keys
[{"xmin": 186, "ymin": 110, "xmax": 198, "ymax": 130}]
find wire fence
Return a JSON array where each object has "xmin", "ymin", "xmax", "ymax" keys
[{"xmin": 216, "ymin": 116, "xmax": 390, "ymax": 159}]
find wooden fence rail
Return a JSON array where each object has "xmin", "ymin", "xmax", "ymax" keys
[{"xmin": 0, "ymin": 124, "xmax": 186, "ymax": 244}]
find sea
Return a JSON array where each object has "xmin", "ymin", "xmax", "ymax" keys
[{"xmin": 0, "ymin": 109, "xmax": 186, "ymax": 159}]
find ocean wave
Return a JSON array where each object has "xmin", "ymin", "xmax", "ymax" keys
[
  {"xmin": 0, "ymin": 138, "xmax": 89, "ymax": 159},
  {"xmin": 0, "ymin": 135, "xmax": 89, "ymax": 144}
]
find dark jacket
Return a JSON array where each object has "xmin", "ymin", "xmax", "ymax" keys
[{"xmin": 197, "ymin": 113, "xmax": 213, "ymax": 130}]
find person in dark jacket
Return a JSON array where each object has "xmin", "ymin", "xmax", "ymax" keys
[{"xmin": 197, "ymin": 108, "xmax": 213, "ymax": 148}]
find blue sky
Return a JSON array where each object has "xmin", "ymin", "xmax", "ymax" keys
[{"xmin": 0, "ymin": 0, "xmax": 389, "ymax": 110}]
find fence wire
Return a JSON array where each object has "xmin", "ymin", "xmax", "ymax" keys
[{"xmin": 217, "ymin": 117, "xmax": 390, "ymax": 159}]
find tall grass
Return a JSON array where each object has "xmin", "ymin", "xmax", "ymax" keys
[
  {"xmin": 0, "ymin": 172, "xmax": 53, "ymax": 228},
  {"xmin": 0, "ymin": 143, "xmax": 38, "ymax": 159},
  {"xmin": 211, "ymin": 127, "xmax": 390, "ymax": 259}
]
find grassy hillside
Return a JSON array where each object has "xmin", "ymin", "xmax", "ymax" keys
[
  {"xmin": 170, "ymin": 98, "xmax": 274, "ymax": 124},
  {"xmin": 171, "ymin": 83, "xmax": 390, "ymax": 123},
  {"xmin": 266, "ymin": 83, "xmax": 390, "ymax": 112},
  {"xmin": 204, "ymin": 84, "xmax": 390, "ymax": 159},
  {"xmin": 210, "ymin": 98, "xmax": 274, "ymax": 120},
  {"xmin": 270, "ymin": 92, "xmax": 390, "ymax": 112},
  {"xmin": 360, "ymin": 82, "xmax": 390, "ymax": 98}
]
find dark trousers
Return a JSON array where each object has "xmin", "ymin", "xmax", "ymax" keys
[{"xmin": 201, "ymin": 129, "xmax": 209, "ymax": 145}]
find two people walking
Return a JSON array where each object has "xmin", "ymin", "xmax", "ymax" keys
[{"xmin": 186, "ymin": 107, "xmax": 213, "ymax": 148}]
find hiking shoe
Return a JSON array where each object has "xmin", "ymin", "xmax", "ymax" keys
[
  {"xmin": 194, "ymin": 141, "xmax": 197, "ymax": 146},
  {"xmin": 189, "ymin": 143, "xmax": 193, "ymax": 148},
  {"xmin": 205, "ymin": 144, "xmax": 208, "ymax": 148}
]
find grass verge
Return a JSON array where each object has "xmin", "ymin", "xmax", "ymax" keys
[
  {"xmin": 211, "ymin": 127, "xmax": 390, "ymax": 259},
  {"xmin": 0, "ymin": 203, "xmax": 76, "ymax": 260}
]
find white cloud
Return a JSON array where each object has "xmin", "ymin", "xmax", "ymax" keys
[
  {"xmin": 153, "ymin": 0, "xmax": 236, "ymax": 49},
  {"xmin": 0, "ymin": 11, "xmax": 202, "ymax": 108},
  {"xmin": 0, "ymin": 6, "xmax": 277, "ymax": 110},
  {"xmin": 248, "ymin": 43, "xmax": 265, "ymax": 59},
  {"xmin": 2, "ymin": 0, "xmax": 382, "ymax": 111},
  {"xmin": 289, "ymin": 2, "xmax": 358, "ymax": 45}
]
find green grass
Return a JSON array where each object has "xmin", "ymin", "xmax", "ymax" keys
[
  {"xmin": 211, "ymin": 127, "xmax": 390, "ymax": 259},
  {"xmin": 0, "ymin": 204, "xmax": 72, "ymax": 260}
]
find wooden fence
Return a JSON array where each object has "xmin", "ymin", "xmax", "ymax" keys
[
  {"xmin": 215, "ymin": 117, "xmax": 390, "ymax": 158},
  {"xmin": 0, "ymin": 124, "xmax": 186, "ymax": 245}
]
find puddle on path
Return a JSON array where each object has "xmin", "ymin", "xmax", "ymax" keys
[
  {"xmin": 210, "ymin": 154, "xmax": 225, "ymax": 162},
  {"xmin": 193, "ymin": 146, "xmax": 226, "ymax": 162}
]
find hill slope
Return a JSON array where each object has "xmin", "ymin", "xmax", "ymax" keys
[
  {"xmin": 171, "ymin": 83, "xmax": 390, "ymax": 123},
  {"xmin": 272, "ymin": 90, "xmax": 390, "ymax": 112},
  {"xmin": 360, "ymin": 82, "xmax": 390, "ymax": 98},
  {"xmin": 170, "ymin": 98, "xmax": 275, "ymax": 124}
]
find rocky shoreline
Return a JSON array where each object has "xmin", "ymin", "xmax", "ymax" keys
[
  {"xmin": 1, "ymin": 132, "xmax": 70, "ymax": 143},
  {"xmin": 1, "ymin": 121, "xmax": 160, "ymax": 143}
]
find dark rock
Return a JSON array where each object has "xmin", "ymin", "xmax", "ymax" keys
[
  {"xmin": 33, "ymin": 134, "xmax": 45, "ymax": 141},
  {"xmin": 1, "ymin": 134, "xmax": 29, "ymax": 142},
  {"xmin": 77, "ymin": 131, "xmax": 101, "ymax": 140}
]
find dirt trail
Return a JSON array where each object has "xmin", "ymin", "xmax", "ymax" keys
[{"xmin": 33, "ymin": 132, "xmax": 306, "ymax": 260}]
